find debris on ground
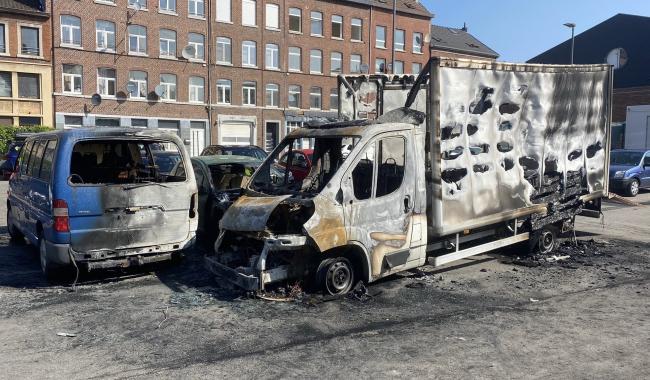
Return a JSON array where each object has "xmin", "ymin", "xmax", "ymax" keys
[
  {"xmin": 529, "ymin": 298, "xmax": 539, "ymax": 303},
  {"xmin": 169, "ymin": 288, "xmax": 217, "ymax": 308},
  {"xmin": 347, "ymin": 282, "xmax": 373, "ymax": 303},
  {"xmin": 56, "ymin": 332, "xmax": 76, "ymax": 337},
  {"xmin": 257, "ymin": 282, "xmax": 306, "ymax": 302},
  {"xmin": 507, "ymin": 239, "xmax": 607, "ymax": 268}
]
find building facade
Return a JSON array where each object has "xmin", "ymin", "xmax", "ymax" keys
[
  {"xmin": 51, "ymin": 0, "xmax": 432, "ymax": 154},
  {"xmin": 0, "ymin": 0, "xmax": 53, "ymax": 127}
]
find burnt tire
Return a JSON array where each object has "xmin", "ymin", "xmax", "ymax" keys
[
  {"xmin": 626, "ymin": 179, "xmax": 639, "ymax": 197},
  {"xmin": 317, "ymin": 257, "xmax": 355, "ymax": 296},
  {"xmin": 7, "ymin": 207, "xmax": 24, "ymax": 243},
  {"xmin": 537, "ymin": 225, "xmax": 558, "ymax": 255}
]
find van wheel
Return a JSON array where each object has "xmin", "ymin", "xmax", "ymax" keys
[
  {"xmin": 7, "ymin": 207, "xmax": 24, "ymax": 243},
  {"xmin": 626, "ymin": 179, "xmax": 639, "ymax": 197},
  {"xmin": 537, "ymin": 225, "xmax": 558, "ymax": 255},
  {"xmin": 317, "ymin": 257, "xmax": 355, "ymax": 296},
  {"xmin": 39, "ymin": 237, "xmax": 62, "ymax": 280}
]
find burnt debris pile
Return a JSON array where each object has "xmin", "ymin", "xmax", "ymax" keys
[{"xmin": 508, "ymin": 239, "xmax": 606, "ymax": 268}]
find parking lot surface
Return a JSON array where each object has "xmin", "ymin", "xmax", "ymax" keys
[{"xmin": 0, "ymin": 182, "xmax": 648, "ymax": 379}]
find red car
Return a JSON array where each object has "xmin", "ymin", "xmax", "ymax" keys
[{"xmin": 278, "ymin": 149, "xmax": 313, "ymax": 181}]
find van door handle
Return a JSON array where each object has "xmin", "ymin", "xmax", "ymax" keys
[{"xmin": 404, "ymin": 195, "xmax": 411, "ymax": 213}]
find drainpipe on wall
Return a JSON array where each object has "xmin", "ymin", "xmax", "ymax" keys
[
  {"xmin": 368, "ymin": 4, "xmax": 373, "ymax": 71},
  {"xmin": 207, "ymin": 0, "xmax": 213, "ymax": 144},
  {"xmin": 50, "ymin": 0, "xmax": 56, "ymax": 128},
  {"xmin": 391, "ymin": 0, "xmax": 396, "ymax": 74}
]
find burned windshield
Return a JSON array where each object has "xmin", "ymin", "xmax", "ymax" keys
[
  {"xmin": 251, "ymin": 136, "xmax": 359, "ymax": 195},
  {"xmin": 70, "ymin": 140, "xmax": 186, "ymax": 184}
]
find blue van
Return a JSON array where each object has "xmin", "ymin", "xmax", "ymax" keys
[{"xmin": 7, "ymin": 128, "xmax": 198, "ymax": 278}]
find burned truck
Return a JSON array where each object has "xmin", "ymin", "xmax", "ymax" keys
[{"xmin": 206, "ymin": 58, "xmax": 612, "ymax": 295}]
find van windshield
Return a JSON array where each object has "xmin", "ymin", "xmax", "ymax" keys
[
  {"xmin": 610, "ymin": 151, "xmax": 643, "ymax": 166},
  {"xmin": 70, "ymin": 140, "xmax": 186, "ymax": 185},
  {"xmin": 250, "ymin": 135, "xmax": 359, "ymax": 196}
]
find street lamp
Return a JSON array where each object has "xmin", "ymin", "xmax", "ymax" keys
[{"xmin": 563, "ymin": 22, "xmax": 576, "ymax": 64}]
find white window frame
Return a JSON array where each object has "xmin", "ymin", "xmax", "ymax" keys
[
  {"xmin": 17, "ymin": 23, "xmax": 43, "ymax": 58},
  {"xmin": 188, "ymin": 33, "xmax": 205, "ymax": 61},
  {"xmin": 242, "ymin": 0, "xmax": 257, "ymax": 27},
  {"xmin": 242, "ymin": 81, "xmax": 256, "ymax": 106},
  {"xmin": 216, "ymin": 36, "xmax": 232, "ymax": 64},
  {"xmin": 350, "ymin": 54, "xmax": 361, "ymax": 73},
  {"xmin": 159, "ymin": 29, "xmax": 176, "ymax": 58},
  {"xmin": 265, "ymin": 43, "xmax": 279, "ymax": 70},
  {"xmin": 159, "ymin": 74, "xmax": 177, "ymax": 101},
  {"xmin": 96, "ymin": 20, "xmax": 115, "ymax": 52},
  {"xmin": 128, "ymin": 25, "xmax": 147, "ymax": 55},
  {"xmin": 331, "ymin": 15, "xmax": 343, "ymax": 39},
  {"xmin": 288, "ymin": 85, "xmax": 301, "ymax": 109},
  {"xmin": 289, "ymin": 8, "xmax": 301, "ymax": 33},
  {"xmin": 188, "ymin": 0, "xmax": 205, "ymax": 18},
  {"xmin": 412, "ymin": 62, "xmax": 421, "ymax": 74},
  {"xmin": 242, "ymin": 40, "xmax": 257, "ymax": 67},
  {"xmin": 329, "ymin": 88, "xmax": 338, "ymax": 110},
  {"xmin": 265, "ymin": 83, "xmax": 279, "ymax": 107},
  {"xmin": 375, "ymin": 25, "xmax": 386, "ymax": 48},
  {"xmin": 60, "ymin": 15, "xmax": 81, "ymax": 48},
  {"xmin": 309, "ymin": 49, "xmax": 322, "ymax": 74},
  {"xmin": 413, "ymin": 32, "xmax": 423, "ymax": 53},
  {"xmin": 129, "ymin": 0, "xmax": 147, "ymax": 9},
  {"xmin": 351, "ymin": 18, "xmax": 362, "ymax": 42},
  {"xmin": 265, "ymin": 3, "xmax": 279, "ymax": 30},
  {"xmin": 62, "ymin": 64, "xmax": 82, "ymax": 94},
  {"xmin": 189, "ymin": 76, "xmax": 204, "ymax": 103},
  {"xmin": 216, "ymin": 0, "xmax": 231, "ymax": 22},
  {"xmin": 330, "ymin": 51, "xmax": 342, "ymax": 74},
  {"xmin": 394, "ymin": 29, "xmax": 405, "ymax": 52},
  {"xmin": 288, "ymin": 46, "xmax": 301, "ymax": 72},
  {"xmin": 0, "ymin": 23, "xmax": 8, "ymax": 55},
  {"xmin": 216, "ymin": 79, "xmax": 231, "ymax": 104},
  {"xmin": 310, "ymin": 11, "xmax": 323, "ymax": 37},
  {"xmin": 128, "ymin": 70, "xmax": 147, "ymax": 99},
  {"xmin": 97, "ymin": 68, "xmax": 116, "ymax": 97},
  {"xmin": 394, "ymin": 60, "xmax": 404, "ymax": 74},
  {"xmin": 309, "ymin": 86, "xmax": 321, "ymax": 110},
  {"xmin": 159, "ymin": 0, "xmax": 176, "ymax": 13},
  {"xmin": 375, "ymin": 58, "xmax": 386, "ymax": 74}
]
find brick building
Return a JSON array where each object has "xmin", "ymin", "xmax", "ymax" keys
[
  {"xmin": 50, "ymin": 0, "xmax": 432, "ymax": 154},
  {"xmin": 0, "ymin": 0, "xmax": 53, "ymax": 127},
  {"xmin": 429, "ymin": 24, "xmax": 498, "ymax": 61}
]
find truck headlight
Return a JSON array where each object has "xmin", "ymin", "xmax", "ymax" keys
[{"xmin": 614, "ymin": 171, "xmax": 626, "ymax": 178}]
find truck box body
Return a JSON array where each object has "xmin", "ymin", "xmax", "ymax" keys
[{"xmin": 625, "ymin": 105, "xmax": 650, "ymax": 149}]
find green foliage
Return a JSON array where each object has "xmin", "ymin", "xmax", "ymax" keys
[{"xmin": 0, "ymin": 125, "xmax": 52, "ymax": 154}]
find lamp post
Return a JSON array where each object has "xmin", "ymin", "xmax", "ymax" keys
[{"xmin": 563, "ymin": 22, "xmax": 576, "ymax": 64}]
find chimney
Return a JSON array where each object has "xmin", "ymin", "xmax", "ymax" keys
[{"xmin": 461, "ymin": 22, "xmax": 468, "ymax": 32}]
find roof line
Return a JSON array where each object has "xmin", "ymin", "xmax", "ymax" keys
[{"xmin": 430, "ymin": 45, "xmax": 499, "ymax": 59}]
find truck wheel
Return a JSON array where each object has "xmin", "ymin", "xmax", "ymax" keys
[
  {"xmin": 626, "ymin": 179, "xmax": 639, "ymax": 197},
  {"xmin": 7, "ymin": 207, "xmax": 24, "ymax": 243},
  {"xmin": 317, "ymin": 257, "xmax": 355, "ymax": 296},
  {"xmin": 39, "ymin": 237, "xmax": 63, "ymax": 281},
  {"xmin": 537, "ymin": 225, "xmax": 558, "ymax": 255}
]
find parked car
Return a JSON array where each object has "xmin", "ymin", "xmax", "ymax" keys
[
  {"xmin": 200, "ymin": 144, "xmax": 267, "ymax": 160},
  {"xmin": 277, "ymin": 149, "xmax": 313, "ymax": 181},
  {"xmin": 0, "ymin": 141, "xmax": 22, "ymax": 179},
  {"xmin": 7, "ymin": 128, "xmax": 198, "ymax": 279},
  {"xmin": 609, "ymin": 149, "xmax": 650, "ymax": 196}
]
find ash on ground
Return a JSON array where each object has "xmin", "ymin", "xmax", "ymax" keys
[{"xmin": 507, "ymin": 239, "xmax": 609, "ymax": 268}]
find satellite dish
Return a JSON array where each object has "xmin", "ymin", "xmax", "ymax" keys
[
  {"xmin": 91, "ymin": 93, "xmax": 102, "ymax": 106},
  {"xmin": 606, "ymin": 48, "xmax": 628, "ymax": 69},
  {"xmin": 126, "ymin": 81, "xmax": 138, "ymax": 95},
  {"xmin": 154, "ymin": 85, "xmax": 166, "ymax": 98},
  {"xmin": 424, "ymin": 33, "xmax": 431, "ymax": 43},
  {"xmin": 181, "ymin": 45, "xmax": 196, "ymax": 60},
  {"xmin": 360, "ymin": 63, "xmax": 369, "ymax": 74}
]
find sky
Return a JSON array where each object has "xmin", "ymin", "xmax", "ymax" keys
[{"xmin": 422, "ymin": 0, "xmax": 650, "ymax": 62}]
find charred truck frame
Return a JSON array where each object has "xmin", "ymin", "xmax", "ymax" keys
[{"xmin": 206, "ymin": 58, "xmax": 613, "ymax": 295}]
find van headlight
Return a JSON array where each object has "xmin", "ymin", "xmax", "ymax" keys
[{"xmin": 614, "ymin": 171, "xmax": 626, "ymax": 178}]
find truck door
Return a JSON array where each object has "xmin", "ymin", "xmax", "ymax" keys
[
  {"xmin": 642, "ymin": 153, "xmax": 650, "ymax": 187},
  {"xmin": 341, "ymin": 132, "xmax": 417, "ymax": 279}
]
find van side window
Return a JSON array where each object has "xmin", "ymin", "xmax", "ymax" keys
[
  {"xmin": 26, "ymin": 140, "xmax": 46, "ymax": 177},
  {"xmin": 193, "ymin": 165, "xmax": 206, "ymax": 190},
  {"xmin": 376, "ymin": 137, "xmax": 405, "ymax": 197},
  {"xmin": 39, "ymin": 139, "xmax": 58, "ymax": 182},
  {"xmin": 352, "ymin": 142, "xmax": 375, "ymax": 200},
  {"xmin": 19, "ymin": 140, "xmax": 34, "ymax": 175}
]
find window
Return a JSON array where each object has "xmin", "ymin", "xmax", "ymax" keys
[
  {"xmin": 63, "ymin": 64, "xmax": 83, "ymax": 94},
  {"xmin": 266, "ymin": 83, "xmax": 279, "ymax": 107},
  {"xmin": 242, "ymin": 40, "xmax": 257, "ymax": 66},
  {"xmin": 309, "ymin": 87, "xmax": 321, "ymax": 109},
  {"xmin": 188, "ymin": 0, "xmax": 204, "ymax": 17},
  {"xmin": 394, "ymin": 29, "xmax": 405, "ymax": 51},
  {"xmin": 350, "ymin": 54, "xmax": 361, "ymax": 73},
  {"xmin": 159, "ymin": 29, "xmax": 176, "ymax": 57},
  {"xmin": 129, "ymin": 0, "xmax": 146, "ymax": 8},
  {"xmin": 394, "ymin": 60, "xmax": 404, "ymax": 74},
  {"xmin": 64, "ymin": 115, "xmax": 83, "ymax": 128},
  {"xmin": 97, "ymin": 68, "xmax": 115, "ymax": 96},
  {"xmin": 310, "ymin": 11, "xmax": 322, "ymax": 36},
  {"xmin": 216, "ymin": 0, "xmax": 231, "ymax": 22},
  {"xmin": 131, "ymin": 119, "xmax": 148, "ymax": 128},
  {"xmin": 216, "ymin": 79, "xmax": 231, "ymax": 104},
  {"xmin": 242, "ymin": 81, "xmax": 256, "ymax": 106},
  {"xmin": 159, "ymin": 0, "xmax": 176, "ymax": 13},
  {"xmin": 375, "ymin": 25, "xmax": 386, "ymax": 48},
  {"xmin": 128, "ymin": 25, "xmax": 147, "ymax": 55},
  {"xmin": 413, "ymin": 32, "xmax": 423, "ymax": 53},
  {"xmin": 128, "ymin": 70, "xmax": 147, "ymax": 99},
  {"xmin": 216, "ymin": 37, "xmax": 231, "ymax": 64},
  {"xmin": 26, "ymin": 140, "xmax": 46, "ymax": 177},
  {"xmin": 376, "ymin": 137, "xmax": 405, "ymax": 197},
  {"xmin": 18, "ymin": 73, "xmax": 39, "ymax": 99},
  {"xmin": 266, "ymin": 4, "xmax": 279, "ymax": 29},
  {"xmin": 288, "ymin": 85, "xmax": 301, "ymax": 108},
  {"xmin": 309, "ymin": 49, "xmax": 322, "ymax": 73},
  {"xmin": 61, "ymin": 15, "xmax": 81, "ymax": 47},
  {"xmin": 265, "ymin": 43, "xmax": 279, "ymax": 69},
  {"xmin": 188, "ymin": 33, "xmax": 205, "ymax": 60},
  {"xmin": 352, "ymin": 142, "xmax": 374, "ymax": 200},
  {"xmin": 20, "ymin": 26, "xmax": 40, "ymax": 56},
  {"xmin": 412, "ymin": 62, "xmax": 421, "ymax": 75},
  {"xmin": 39, "ymin": 139, "xmax": 58, "ymax": 181},
  {"xmin": 375, "ymin": 58, "xmax": 386, "ymax": 73},
  {"xmin": 159, "ymin": 73, "xmax": 176, "ymax": 101},
  {"xmin": 19, "ymin": 140, "xmax": 33, "ymax": 175},
  {"xmin": 289, "ymin": 8, "xmax": 301, "ymax": 33},
  {"xmin": 0, "ymin": 72, "xmax": 11, "ymax": 97},
  {"xmin": 288, "ymin": 46, "xmax": 301, "ymax": 71},
  {"xmin": 242, "ymin": 0, "xmax": 256, "ymax": 26},
  {"xmin": 351, "ymin": 18, "xmax": 362, "ymax": 41},
  {"xmin": 331, "ymin": 15, "xmax": 342, "ymax": 39},
  {"xmin": 329, "ymin": 88, "xmax": 338, "ymax": 110},
  {"xmin": 0, "ymin": 23, "xmax": 6, "ymax": 54},
  {"xmin": 331, "ymin": 51, "xmax": 342, "ymax": 73},
  {"xmin": 189, "ymin": 76, "xmax": 204, "ymax": 103},
  {"xmin": 96, "ymin": 20, "xmax": 115, "ymax": 51}
]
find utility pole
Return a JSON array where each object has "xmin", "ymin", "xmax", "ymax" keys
[
  {"xmin": 564, "ymin": 22, "xmax": 576, "ymax": 64},
  {"xmin": 391, "ymin": 0, "xmax": 396, "ymax": 73}
]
